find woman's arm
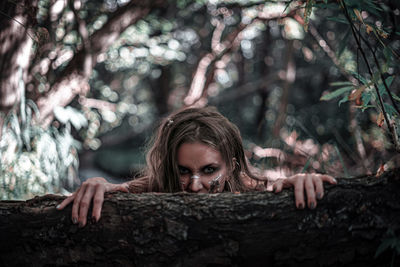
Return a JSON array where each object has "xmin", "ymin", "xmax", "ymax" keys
[{"xmin": 56, "ymin": 177, "xmax": 149, "ymax": 227}]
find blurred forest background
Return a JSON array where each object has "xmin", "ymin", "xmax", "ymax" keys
[{"xmin": 0, "ymin": 0, "xmax": 399, "ymax": 200}]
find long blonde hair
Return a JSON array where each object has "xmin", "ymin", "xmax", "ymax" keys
[{"xmin": 143, "ymin": 106, "xmax": 261, "ymax": 192}]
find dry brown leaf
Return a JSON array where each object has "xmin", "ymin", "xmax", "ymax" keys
[
  {"xmin": 349, "ymin": 85, "xmax": 366, "ymax": 105},
  {"xmin": 377, "ymin": 112, "xmax": 385, "ymax": 127},
  {"xmin": 376, "ymin": 164, "xmax": 385, "ymax": 177},
  {"xmin": 353, "ymin": 9, "xmax": 364, "ymax": 23},
  {"xmin": 366, "ymin": 24, "xmax": 373, "ymax": 34}
]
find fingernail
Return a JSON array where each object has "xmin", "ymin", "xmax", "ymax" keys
[
  {"xmin": 56, "ymin": 204, "xmax": 61, "ymax": 210},
  {"xmin": 310, "ymin": 202, "xmax": 315, "ymax": 209},
  {"xmin": 298, "ymin": 203, "xmax": 304, "ymax": 209},
  {"xmin": 333, "ymin": 178, "xmax": 337, "ymax": 184},
  {"xmin": 79, "ymin": 222, "xmax": 84, "ymax": 228},
  {"xmin": 72, "ymin": 218, "xmax": 78, "ymax": 224},
  {"xmin": 316, "ymin": 193, "xmax": 322, "ymax": 200},
  {"xmin": 91, "ymin": 217, "xmax": 97, "ymax": 224}
]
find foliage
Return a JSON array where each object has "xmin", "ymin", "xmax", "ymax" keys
[
  {"xmin": 1, "ymin": 0, "xmax": 400, "ymax": 198},
  {"xmin": 319, "ymin": 0, "xmax": 400, "ymax": 151},
  {"xmin": 0, "ymin": 70, "xmax": 80, "ymax": 200}
]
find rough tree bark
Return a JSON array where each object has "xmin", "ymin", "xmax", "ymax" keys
[{"xmin": 1, "ymin": 169, "xmax": 399, "ymax": 267}]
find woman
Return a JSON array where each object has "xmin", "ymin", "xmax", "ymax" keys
[{"xmin": 57, "ymin": 106, "xmax": 336, "ymax": 227}]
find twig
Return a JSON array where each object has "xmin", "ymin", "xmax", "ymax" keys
[
  {"xmin": 184, "ymin": 6, "xmax": 297, "ymax": 106},
  {"xmin": 293, "ymin": 14, "xmax": 358, "ymax": 85},
  {"xmin": 70, "ymin": 0, "xmax": 92, "ymax": 78},
  {"xmin": 0, "ymin": 10, "xmax": 36, "ymax": 41},
  {"xmin": 340, "ymin": 0, "xmax": 400, "ymax": 151},
  {"xmin": 359, "ymin": 34, "xmax": 400, "ymax": 116}
]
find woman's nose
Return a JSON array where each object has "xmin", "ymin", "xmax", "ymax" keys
[{"xmin": 188, "ymin": 176, "xmax": 203, "ymax": 192}]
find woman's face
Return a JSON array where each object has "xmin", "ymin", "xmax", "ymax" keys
[{"xmin": 177, "ymin": 142, "xmax": 229, "ymax": 193}]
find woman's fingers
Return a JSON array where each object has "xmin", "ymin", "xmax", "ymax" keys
[
  {"xmin": 272, "ymin": 173, "xmax": 337, "ymax": 210},
  {"xmin": 71, "ymin": 183, "xmax": 87, "ymax": 224},
  {"xmin": 56, "ymin": 192, "xmax": 76, "ymax": 210},
  {"xmin": 295, "ymin": 174, "xmax": 337, "ymax": 209},
  {"xmin": 314, "ymin": 176, "xmax": 324, "ymax": 200},
  {"xmin": 56, "ymin": 177, "xmax": 129, "ymax": 227},
  {"xmin": 273, "ymin": 179, "xmax": 284, "ymax": 193},
  {"xmin": 91, "ymin": 185, "xmax": 105, "ymax": 223},
  {"xmin": 78, "ymin": 184, "xmax": 96, "ymax": 227},
  {"xmin": 293, "ymin": 176, "xmax": 305, "ymax": 209},
  {"xmin": 322, "ymin": 175, "xmax": 337, "ymax": 185},
  {"xmin": 115, "ymin": 184, "xmax": 129, "ymax": 193},
  {"xmin": 305, "ymin": 175, "xmax": 316, "ymax": 209}
]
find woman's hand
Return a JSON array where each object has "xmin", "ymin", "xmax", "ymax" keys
[
  {"xmin": 56, "ymin": 177, "xmax": 129, "ymax": 227},
  {"xmin": 272, "ymin": 173, "xmax": 337, "ymax": 209}
]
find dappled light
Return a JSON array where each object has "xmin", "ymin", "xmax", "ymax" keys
[
  {"xmin": 0, "ymin": 0, "xmax": 399, "ymax": 200},
  {"xmin": 1, "ymin": 2, "xmax": 400, "ymax": 266}
]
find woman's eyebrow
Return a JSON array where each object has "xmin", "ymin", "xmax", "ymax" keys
[
  {"xmin": 178, "ymin": 165, "xmax": 190, "ymax": 169},
  {"xmin": 201, "ymin": 163, "xmax": 219, "ymax": 168},
  {"xmin": 178, "ymin": 163, "xmax": 220, "ymax": 170}
]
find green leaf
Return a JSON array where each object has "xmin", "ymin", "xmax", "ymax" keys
[
  {"xmin": 320, "ymin": 86, "xmax": 353, "ymax": 101},
  {"xmin": 338, "ymin": 29, "xmax": 351, "ymax": 57},
  {"xmin": 384, "ymin": 103, "xmax": 397, "ymax": 118},
  {"xmin": 392, "ymin": 94, "xmax": 400, "ymax": 102},
  {"xmin": 301, "ymin": 157, "xmax": 312, "ymax": 173},
  {"xmin": 383, "ymin": 46, "xmax": 393, "ymax": 63},
  {"xmin": 375, "ymin": 237, "xmax": 397, "ymax": 258},
  {"xmin": 378, "ymin": 76, "xmax": 395, "ymax": 97},
  {"xmin": 384, "ymin": 75, "xmax": 395, "ymax": 87},
  {"xmin": 303, "ymin": 0, "xmax": 315, "ymax": 32},
  {"xmin": 330, "ymin": 81, "xmax": 353, "ymax": 87},
  {"xmin": 362, "ymin": 92, "xmax": 372, "ymax": 108},
  {"xmin": 338, "ymin": 95, "xmax": 349, "ymax": 107},
  {"xmin": 348, "ymin": 71, "xmax": 365, "ymax": 84}
]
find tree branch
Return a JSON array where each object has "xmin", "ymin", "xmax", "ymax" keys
[
  {"xmin": 36, "ymin": 0, "xmax": 166, "ymax": 126},
  {"xmin": 184, "ymin": 6, "xmax": 297, "ymax": 106},
  {"xmin": 340, "ymin": 0, "xmax": 400, "ymax": 152}
]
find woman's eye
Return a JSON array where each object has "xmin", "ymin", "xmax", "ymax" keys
[
  {"xmin": 203, "ymin": 166, "xmax": 216, "ymax": 174},
  {"xmin": 178, "ymin": 167, "xmax": 190, "ymax": 175}
]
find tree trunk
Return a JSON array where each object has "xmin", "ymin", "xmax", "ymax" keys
[{"xmin": 1, "ymin": 169, "xmax": 399, "ymax": 267}]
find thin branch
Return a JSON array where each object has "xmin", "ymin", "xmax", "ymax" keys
[
  {"xmin": 360, "ymin": 35, "xmax": 400, "ymax": 117},
  {"xmin": 211, "ymin": 18, "xmax": 225, "ymax": 53},
  {"xmin": 37, "ymin": 0, "xmax": 166, "ymax": 126},
  {"xmin": 209, "ymin": 73, "xmax": 281, "ymax": 105},
  {"xmin": 70, "ymin": 0, "xmax": 92, "ymax": 79},
  {"xmin": 78, "ymin": 97, "xmax": 117, "ymax": 112},
  {"xmin": 340, "ymin": 0, "xmax": 400, "ymax": 151},
  {"xmin": 216, "ymin": 0, "xmax": 292, "ymax": 9},
  {"xmin": 184, "ymin": 7, "xmax": 296, "ymax": 106},
  {"xmin": 273, "ymin": 39, "xmax": 295, "ymax": 137},
  {"xmin": 0, "ymin": 10, "xmax": 36, "ymax": 41},
  {"xmin": 293, "ymin": 14, "xmax": 358, "ymax": 85}
]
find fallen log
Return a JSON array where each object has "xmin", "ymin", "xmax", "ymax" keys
[{"xmin": 1, "ymin": 169, "xmax": 399, "ymax": 267}]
